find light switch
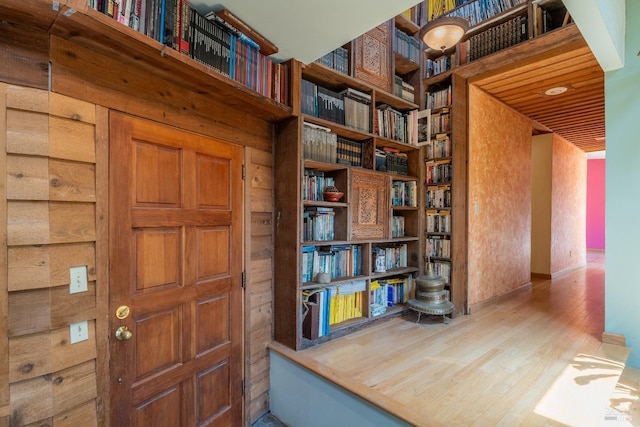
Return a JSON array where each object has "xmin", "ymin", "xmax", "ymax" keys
[
  {"xmin": 69, "ymin": 266, "xmax": 88, "ymax": 294},
  {"xmin": 70, "ymin": 321, "xmax": 89, "ymax": 344}
]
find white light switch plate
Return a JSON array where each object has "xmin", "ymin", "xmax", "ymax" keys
[
  {"xmin": 69, "ymin": 265, "xmax": 88, "ymax": 294},
  {"xmin": 70, "ymin": 321, "xmax": 89, "ymax": 344}
]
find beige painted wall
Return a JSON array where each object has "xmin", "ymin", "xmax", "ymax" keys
[
  {"xmin": 530, "ymin": 133, "xmax": 587, "ymax": 276},
  {"xmin": 468, "ymin": 85, "xmax": 532, "ymax": 306},
  {"xmin": 531, "ymin": 134, "xmax": 553, "ymax": 275}
]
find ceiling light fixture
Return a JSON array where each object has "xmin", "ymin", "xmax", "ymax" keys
[
  {"xmin": 419, "ymin": 16, "xmax": 468, "ymax": 52},
  {"xmin": 544, "ymin": 86, "xmax": 568, "ymax": 96}
]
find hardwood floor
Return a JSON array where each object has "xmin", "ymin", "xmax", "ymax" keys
[{"xmin": 271, "ymin": 251, "xmax": 638, "ymax": 426}]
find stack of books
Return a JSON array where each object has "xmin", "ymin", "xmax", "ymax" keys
[
  {"xmin": 315, "ymin": 46, "xmax": 349, "ymax": 75},
  {"xmin": 303, "ymin": 122, "xmax": 337, "ymax": 164},
  {"xmin": 303, "ymin": 207, "xmax": 335, "ymax": 241},
  {"xmin": 341, "ymin": 88, "xmax": 372, "ymax": 133}
]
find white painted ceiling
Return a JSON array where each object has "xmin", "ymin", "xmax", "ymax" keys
[{"xmin": 190, "ymin": 0, "xmax": 422, "ymax": 64}]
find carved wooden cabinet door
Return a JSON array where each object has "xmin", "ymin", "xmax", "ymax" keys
[
  {"xmin": 353, "ymin": 22, "xmax": 392, "ymax": 93},
  {"xmin": 350, "ymin": 170, "xmax": 389, "ymax": 240}
]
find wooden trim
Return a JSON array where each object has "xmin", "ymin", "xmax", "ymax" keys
[
  {"xmin": 468, "ymin": 281, "xmax": 532, "ymax": 314},
  {"xmin": 0, "ymin": 83, "xmax": 9, "ymax": 419},
  {"xmin": 549, "ymin": 263, "xmax": 586, "ymax": 279},
  {"xmin": 94, "ymin": 105, "xmax": 109, "ymax": 427},
  {"xmin": 215, "ymin": 9, "xmax": 278, "ymax": 56},
  {"xmin": 243, "ymin": 146, "xmax": 251, "ymax": 427},
  {"xmin": 531, "ymin": 272, "xmax": 552, "ymax": 280},
  {"xmin": 451, "ymin": 73, "xmax": 468, "ymax": 316},
  {"xmin": 602, "ymin": 332, "xmax": 626, "ymax": 347}
]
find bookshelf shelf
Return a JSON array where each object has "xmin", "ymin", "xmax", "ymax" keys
[
  {"xmin": 395, "ymin": 53, "xmax": 421, "ymax": 76},
  {"xmin": 394, "ymin": 14, "xmax": 421, "ymax": 35}
]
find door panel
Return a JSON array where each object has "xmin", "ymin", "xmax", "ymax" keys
[{"xmin": 110, "ymin": 113, "xmax": 243, "ymax": 426}]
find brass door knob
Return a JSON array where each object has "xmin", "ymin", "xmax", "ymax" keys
[{"xmin": 115, "ymin": 325, "xmax": 133, "ymax": 341}]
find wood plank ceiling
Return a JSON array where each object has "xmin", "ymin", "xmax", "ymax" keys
[{"xmin": 470, "ymin": 37, "xmax": 605, "ymax": 152}]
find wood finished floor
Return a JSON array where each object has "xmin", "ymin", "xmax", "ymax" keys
[{"xmin": 272, "ymin": 251, "xmax": 639, "ymax": 426}]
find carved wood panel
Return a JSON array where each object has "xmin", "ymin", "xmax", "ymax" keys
[
  {"xmin": 350, "ymin": 170, "xmax": 389, "ymax": 239},
  {"xmin": 353, "ymin": 23, "xmax": 392, "ymax": 93}
]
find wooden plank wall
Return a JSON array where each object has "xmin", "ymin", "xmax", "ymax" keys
[
  {"xmin": 246, "ymin": 147, "xmax": 275, "ymax": 424},
  {"xmin": 1, "ymin": 83, "xmax": 101, "ymax": 425}
]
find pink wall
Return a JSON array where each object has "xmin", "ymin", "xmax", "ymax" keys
[{"xmin": 587, "ymin": 159, "xmax": 605, "ymax": 249}]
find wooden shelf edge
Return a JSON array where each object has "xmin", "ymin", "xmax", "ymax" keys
[{"xmin": 395, "ymin": 14, "xmax": 421, "ymax": 35}]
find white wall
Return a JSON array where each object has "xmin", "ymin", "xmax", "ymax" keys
[{"xmin": 604, "ymin": 0, "xmax": 640, "ymax": 368}]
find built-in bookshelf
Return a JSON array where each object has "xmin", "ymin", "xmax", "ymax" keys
[
  {"xmin": 424, "ymin": 81, "xmax": 453, "ymax": 288},
  {"xmin": 275, "ymin": 52, "xmax": 424, "ymax": 348},
  {"xmin": 423, "ymin": 0, "xmax": 570, "ymax": 79},
  {"xmin": 87, "ymin": 0, "xmax": 290, "ymax": 105}
]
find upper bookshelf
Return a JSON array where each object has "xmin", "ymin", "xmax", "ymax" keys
[
  {"xmin": 423, "ymin": 0, "xmax": 572, "ymax": 82},
  {"xmin": 302, "ymin": 62, "xmax": 418, "ymax": 112},
  {"xmin": 1, "ymin": 0, "xmax": 293, "ymax": 122}
]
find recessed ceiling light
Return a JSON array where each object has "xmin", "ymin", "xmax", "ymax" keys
[{"xmin": 544, "ymin": 86, "xmax": 568, "ymax": 96}]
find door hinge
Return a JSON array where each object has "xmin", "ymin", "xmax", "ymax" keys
[
  {"xmin": 242, "ymin": 164, "xmax": 246, "ymax": 180},
  {"xmin": 242, "ymin": 379, "xmax": 245, "ymax": 396},
  {"xmin": 241, "ymin": 271, "xmax": 246, "ymax": 288}
]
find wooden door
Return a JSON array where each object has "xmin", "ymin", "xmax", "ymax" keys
[{"xmin": 109, "ymin": 113, "xmax": 243, "ymax": 426}]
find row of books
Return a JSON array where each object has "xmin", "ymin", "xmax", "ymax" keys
[
  {"xmin": 466, "ymin": 15, "xmax": 528, "ymax": 62},
  {"xmin": 372, "ymin": 244, "xmax": 408, "ymax": 273},
  {"xmin": 375, "ymin": 149, "xmax": 409, "ymax": 175},
  {"xmin": 427, "ymin": 236, "xmax": 451, "ymax": 258},
  {"xmin": 393, "ymin": 76, "xmax": 416, "ymax": 103},
  {"xmin": 426, "ymin": 210, "xmax": 451, "ymax": 234},
  {"xmin": 343, "ymin": 89, "xmax": 372, "ymax": 133},
  {"xmin": 426, "ymin": 85, "xmax": 452, "ymax": 109},
  {"xmin": 425, "ymin": 55, "xmax": 453, "ymax": 79},
  {"xmin": 301, "ymin": 244, "xmax": 363, "ymax": 283},
  {"xmin": 302, "ymin": 288, "xmax": 330, "ymax": 339},
  {"xmin": 391, "ymin": 180, "xmax": 418, "ymax": 207},
  {"xmin": 337, "ymin": 137, "xmax": 364, "ymax": 167},
  {"xmin": 303, "ymin": 122, "xmax": 338, "ymax": 164},
  {"xmin": 303, "ymin": 207, "xmax": 335, "ymax": 241},
  {"xmin": 302, "ymin": 169, "xmax": 335, "ymax": 202},
  {"xmin": 89, "ymin": 0, "xmax": 180, "ymax": 44},
  {"xmin": 370, "ymin": 275, "xmax": 413, "ymax": 315},
  {"xmin": 427, "ymin": 261, "xmax": 451, "ymax": 284},
  {"xmin": 444, "ymin": 0, "xmax": 527, "ymax": 27},
  {"xmin": 329, "ymin": 283, "xmax": 365, "ymax": 325},
  {"xmin": 425, "ymin": 134, "xmax": 452, "ymax": 160},
  {"xmin": 301, "ymin": 80, "xmax": 345, "ymax": 126},
  {"xmin": 430, "ymin": 110, "xmax": 451, "ymax": 135},
  {"xmin": 426, "ymin": 160, "xmax": 452, "ymax": 184},
  {"xmin": 427, "ymin": 185, "xmax": 452, "ymax": 209},
  {"xmin": 374, "ymin": 106, "xmax": 419, "ymax": 145},
  {"xmin": 392, "ymin": 215, "xmax": 406, "ymax": 238},
  {"xmin": 89, "ymin": 1, "xmax": 289, "ymax": 104},
  {"xmin": 315, "ymin": 46, "xmax": 350, "ymax": 75},
  {"xmin": 394, "ymin": 28, "xmax": 421, "ymax": 64},
  {"xmin": 426, "ymin": 0, "xmax": 457, "ymax": 20},
  {"xmin": 302, "ymin": 281, "xmax": 366, "ymax": 340}
]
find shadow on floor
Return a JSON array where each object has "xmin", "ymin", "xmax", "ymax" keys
[{"xmin": 251, "ymin": 412, "xmax": 288, "ymax": 427}]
